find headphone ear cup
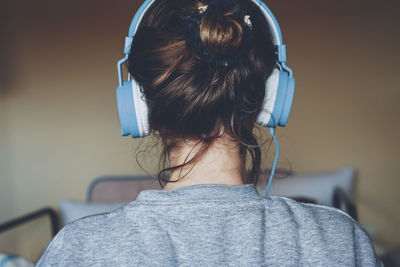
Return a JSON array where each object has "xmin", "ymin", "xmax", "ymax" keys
[
  {"xmin": 116, "ymin": 80, "xmax": 149, "ymax": 137},
  {"xmin": 279, "ymin": 75, "xmax": 295, "ymax": 127},
  {"xmin": 256, "ymin": 68, "xmax": 295, "ymax": 127},
  {"xmin": 257, "ymin": 68, "xmax": 280, "ymax": 127}
]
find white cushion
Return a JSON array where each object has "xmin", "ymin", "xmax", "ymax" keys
[{"xmin": 258, "ymin": 168, "xmax": 355, "ymax": 206}]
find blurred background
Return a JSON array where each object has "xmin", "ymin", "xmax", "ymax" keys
[{"xmin": 0, "ymin": 0, "xmax": 399, "ymax": 262}]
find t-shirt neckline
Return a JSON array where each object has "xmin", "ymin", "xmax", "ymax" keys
[{"xmin": 135, "ymin": 183, "xmax": 262, "ymax": 203}]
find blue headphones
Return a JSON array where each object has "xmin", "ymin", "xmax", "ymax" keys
[{"xmin": 116, "ymin": 0, "xmax": 295, "ymax": 138}]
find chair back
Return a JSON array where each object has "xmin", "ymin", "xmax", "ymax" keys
[{"xmin": 87, "ymin": 175, "xmax": 161, "ymax": 203}]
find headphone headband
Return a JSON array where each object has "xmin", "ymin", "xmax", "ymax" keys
[{"xmin": 123, "ymin": 0, "xmax": 286, "ymax": 62}]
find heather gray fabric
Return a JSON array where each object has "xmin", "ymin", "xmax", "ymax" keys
[{"xmin": 37, "ymin": 184, "xmax": 380, "ymax": 266}]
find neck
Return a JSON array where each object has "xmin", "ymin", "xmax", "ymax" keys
[{"xmin": 163, "ymin": 136, "xmax": 244, "ymax": 191}]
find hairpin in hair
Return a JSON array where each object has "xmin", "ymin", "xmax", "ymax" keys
[
  {"xmin": 198, "ymin": 5, "xmax": 208, "ymax": 14},
  {"xmin": 198, "ymin": 0, "xmax": 235, "ymax": 14},
  {"xmin": 244, "ymin": 15, "xmax": 252, "ymax": 28}
]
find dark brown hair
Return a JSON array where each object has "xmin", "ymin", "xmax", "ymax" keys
[{"xmin": 128, "ymin": 0, "xmax": 275, "ymax": 186}]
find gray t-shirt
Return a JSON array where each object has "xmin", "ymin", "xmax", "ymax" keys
[{"xmin": 37, "ymin": 184, "xmax": 380, "ymax": 266}]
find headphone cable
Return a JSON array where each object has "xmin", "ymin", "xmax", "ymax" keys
[{"xmin": 264, "ymin": 127, "xmax": 279, "ymax": 197}]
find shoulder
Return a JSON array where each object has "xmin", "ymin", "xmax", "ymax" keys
[
  {"xmin": 37, "ymin": 205, "xmax": 131, "ymax": 266},
  {"xmin": 265, "ymin": 196, "xmax": 381, "ymax": 266},
  {"xmin": 269, "ymin": 195, "xmax": 357, "ymax": 222},
  {"xmin": 268, "ymin": 196, "xmax": 367, "ymax": 235},
  {"xmin": 58, "ymin": 203, "xmax": 135, "ymax": 240}
]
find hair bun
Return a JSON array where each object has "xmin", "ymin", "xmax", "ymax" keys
[{"xmin": 199, "ymin": 12, "xmax": 244, "ymax": 55}]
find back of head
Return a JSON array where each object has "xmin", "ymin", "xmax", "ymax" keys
[{"xmin": 128, "ymin": 0, "xmax": 275, "ymax": 184}]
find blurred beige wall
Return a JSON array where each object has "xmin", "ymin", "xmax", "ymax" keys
[{"xmin": 0, "ymin": 0, "xmax": 399, "ymax": 260}]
